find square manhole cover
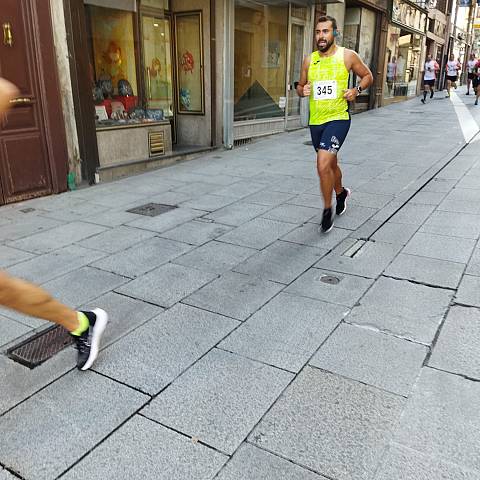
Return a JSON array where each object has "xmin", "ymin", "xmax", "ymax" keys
[
  {"xmin": 127, "ymin": 203, "xmax": 177, "ymax": 217},
  {"xmin": 7, "ymin": 325, "xmax": 73, "ymax": 369}
]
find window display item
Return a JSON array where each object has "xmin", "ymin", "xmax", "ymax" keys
[
  {"xmin": 146, "ymin": 109, "xmax": 164, "ymax": 121},
  {"xmin": 93, "ymin": 86, "xmax": 104, "ymax": 104},
  {"xmin": 118, "ymin": 79, "xmax": 134, "ymax": 96},
  {"xmin": 95, "ymin": 105, "xmax": 109, "ymax": 121},
  {"xmin": 98, "ymin": 78, "xmax": 114, "ymax": 98}
]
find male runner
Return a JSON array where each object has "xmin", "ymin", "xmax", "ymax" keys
[
  {"xmin": 297, "ymin": 16, "xmax": 373, "ymax": 233},
  {"xmin": 445, "ymin": 53, "xmax": 461, "ymax": 97},
  {"xmin": 466, "ymin": 52, "xmax": 476, "ymax": 95},
  {"xmin": 421, "ymin": 54, "xmax": 439, "ymax": 104},
  {"xmin": 0, "ymin": 77, "xmax": 108, "ymax": 370}
]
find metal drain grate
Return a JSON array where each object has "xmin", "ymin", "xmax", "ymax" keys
[
  {"xmin": 7, "ymin": 325, "xmax": 73, "ymax": 369},
  {"xmin": 127, "ymin": 203, "xmax": 177, "ymax": 217},
  {"xmin": 234, "ymin": 137, "xmax": 252, "ymax": 147},
  {"xmin": 20, "ymin": 208, "xmax": 35, "ymax": 213}
]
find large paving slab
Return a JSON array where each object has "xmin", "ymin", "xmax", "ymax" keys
[
  {"xmin": 281, "ymin": 224, "xmax": 351, "ymax": 249},
  {"xmin": 61, "ymin": 415, "xmax": 228, "ymax": 480},
  {"xmin": 126, "ymin": 207, "xmax": 207, "ymax": 233},
  {"xmin": 419, "ymin": 210, "xmax": 480, "ymax": 239},
  {"xmin": 0, "ymin": 216, "xmax": 62, "ymax": 243},
  {"xmin": 6, "ymin": 221, "xmax": 107, "ymax": 254},
  {"xmin": 76, "ymin": 225, "xmax": 156, "ymax": 253},
  {"xmin": 455, "ymin": 274, "xmax": 480, "ymax": 307},
  {"xmin": 466, "ymin": 247, "xmax": 480, "ymax": 276},
  {"xmin": 5, "ymin": 244, "xmax": 107, "ymax": 284},
  {"xmin": 285, "ymin": 268, "xmax": 373, "ymax": 308},
  {"xmin": 219, "ymin": 293, "xmax": 345, "ymax": 372},
  {"xmin": 0, "ymin": 371, "xmax": 148, "ymax": 480},
  {"xmin": 261, "ymin": 204, "xmax": 318, "ymax": 224},
  {"xmin": 371, "ymin": 222, "xmax": 419, "ymax": 246},
  {"xmin": 217, "ymin": 217, "xmax": 297, "ymax": 250},
  {"xmin": 0, "ymin": 468, "xmax": 16, "ymax": 480},
  {"xmin": 203, "ymin": 202, "xmax": 272, "ymax": 226},
  {"xmin": 346, "ymin": 276, "xmax": 452, "ymax": 344},
  {"xmin": 310, "ymin": 323, "xmax": 427, "ymax": 396},
  {"xmin": 80, "ymin": 291, "xmax": 164, "ymax": 348},
  {"xmin": 374, "ymin": 443, "xmax": 480, "ymax": 480},
  {"xmin": 172, "ymin": 240, "xmax": 256, "ymax": 275},
  {"xmin": 429, "ymin": 306, "xmax": 480, "ymax": 380},
  {"xmin": 143, "ymin": 348, "xmax": 293, "ymax": 454},
  {"xmin": 250, "ymin": 367, "xmax": 404, "ymax": 480},
  {"xmin": 180, "ymin": 193, "xmax": 236, "ymax": 212},
  {"xmin": 0, "ymin": 245, "xmax": 34, "ymax": 269},
  {"xmin": 115, "ymin": 263, "xmax": 217, "ymax": 307},
  {"xmin": 92, "ymin": 236, "xmax": 193, "ymax": 278},
  {"xmin": 94, "ymin": 304, "xmax": 238, "ymax": 394},
  {"xmin": 216, "ymin": 443, "xmax": 328, "ymax": 480},
  {"xmin": 159, "ymin": 220, "xmax": 232, "ymax": 245},
  {"xmin": 184, "ymin": 271, "xmax": 284, "ymax": 321},
  {"xmin": 386, "ymin": 203, "xmax": 435, "ymax": 226},
  {"xmin": 437, "ymin": 187, "xmax": 480, "ymax": 214},
  {"xmin": 39, "ymin": 266, "xmax": 129, "ymax": 308},
  {"xmin": 394, "ymin": 367, "xmax": 480, "ymax": 473},
  {"xmin": 233, "ymin": 240, "xmax": 327, "ymax": 284},
  {"xmin": 315, "ymin": 239, "xmax": 403, "ymax": 279},
  {"xmin": 384, "ymin": 253, "xmax": 465, "ymax": 289},
  {"xmin": 403, "ymin": 232, "xmax": 475, "ymax": 263},
  {"xmin": 244, "ymin": 189, "xmax": 295, "ymax": 206},
  {"xmin": 0, "ymin": 315, "xmax": 31, "ymax": 349}
]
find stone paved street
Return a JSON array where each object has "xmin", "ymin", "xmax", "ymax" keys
[{"xmin": 1, "ymin": 90, "xmax": 480, "ymax": 479}]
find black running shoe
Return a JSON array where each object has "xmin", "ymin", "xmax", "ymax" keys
[
  {"xmin": 466, "ymin": 92, "xmax": 470, "ymax": 95},
  {"xmin": 321, "ymin": 208, "xmax": 334, "ymax": 233},
  {"xmin": 476, "ymin": 100, "xmax": 478, "ymax": 106},
  {"xmin": 71, "ymin": 309, "xmax": 108, "ymax": 371},
  {"xmin": 336, "ymin": 187, "xmax": 351, "ymax": 216},
  {"xmin": 430, "ymin": 91, "xmax": 434, "ymax": 99},
  {"xmin": 421, "ymin": 99, "xmax": 425, "ymax": 104}
]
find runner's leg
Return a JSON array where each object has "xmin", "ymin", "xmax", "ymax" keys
[{"xmin": 0, "ymin": 271, "xmax": 108, "ymax": 370}]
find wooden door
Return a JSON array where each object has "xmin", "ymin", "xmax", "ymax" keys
[{"xmin": 0, "ymin": 0, "xmax": 67, "ymax": 204}]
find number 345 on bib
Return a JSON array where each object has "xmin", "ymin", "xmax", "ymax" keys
[{"xmin": 313, "ymin": 81, "xmax": 337, "ymax": 100}]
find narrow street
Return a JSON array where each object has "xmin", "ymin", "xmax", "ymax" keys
[{"xmin": 1, "ymin": 90, "xmax": 480, "ymax": 479}]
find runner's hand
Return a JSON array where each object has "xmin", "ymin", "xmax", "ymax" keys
[
  {"xmin": 303, "ymin": 82, "xmax": 311, "ymax": 97},
  {"xmin": 343, "ymin": 88, "xmax": 358, "ymax": 102}
]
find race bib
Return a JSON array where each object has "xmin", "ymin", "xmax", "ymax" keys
[{"xmin": 313, "ymin": 81, "xmax": 337, "ymax": 100}]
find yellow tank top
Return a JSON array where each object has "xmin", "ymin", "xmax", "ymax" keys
[{"xmin": 308, "ymin": 47, "xmax": 350, "ymax": 125}]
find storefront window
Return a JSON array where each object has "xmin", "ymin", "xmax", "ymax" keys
[
  {"xmin": 143, "ymin": 16, "xmax": 173, "ymax": 118},
  {"xmin": 87, "ymin": 1, "xmax": 172, "ymax": 128},
  {"xmin": 234, "ymin": 2, "xmax": 288, "ymax": 121},
  {"xmin": 384, "ymin": 25, "xmax": 422, "ymax": 99}
]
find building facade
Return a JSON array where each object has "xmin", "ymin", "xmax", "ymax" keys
[{"xmin": 0, "ymin": 0, "xmax": 476, "ymax": 201}]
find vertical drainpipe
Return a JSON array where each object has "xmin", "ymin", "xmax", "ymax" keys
[
  {"xmin": 210, "ymin": 0, "xmax": 217, "ymax": 147},
  {"xmin": 223, "ymin": 0, "xmax": 235, "ymax": 149}
]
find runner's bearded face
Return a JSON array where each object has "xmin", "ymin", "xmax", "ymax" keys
[{"xmin": 316, "ymin": 23, "xmax": 335, "ymax": 53}]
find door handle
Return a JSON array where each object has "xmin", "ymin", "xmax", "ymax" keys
[
  {"xmin": 9, "ymin": 97, "xmax": 33, "ymax": 105},
  {"xmin": 3, "ymin": 22, "xmax": 13, "ymax": 47}
]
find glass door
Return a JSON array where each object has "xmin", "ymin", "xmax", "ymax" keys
[
  {"xmin": 142, "ymin": 15, "xmax": 174, "ymax": 133},
  {"xmin": 287, "ymin": 21, "xmax": 305, "ymax": 119}
]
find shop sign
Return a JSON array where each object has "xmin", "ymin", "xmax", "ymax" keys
[{"xmin": 392, "ymin": 0, "xmax": 427, "ymax": 32}]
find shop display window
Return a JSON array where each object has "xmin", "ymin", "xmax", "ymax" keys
[
  {"xmin": 233, "ymin": 2, "xmax": 288, "ymax": 121},
  {"xmin": 384, "ymin": 25, "xmax": 422, "ymax": 99},
  {"xmin": 86, "ymin": 1, "xmax": 173, "ymax": 128}
]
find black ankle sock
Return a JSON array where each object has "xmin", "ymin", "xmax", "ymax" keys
[{"xmin": 81, "ymin": 310, "xmax": 96, "ymax": 324}]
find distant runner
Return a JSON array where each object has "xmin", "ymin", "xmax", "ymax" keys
[
  {"xmin": 421, "ymin": 54, "xmax": 439, "ymax": 104},
  {"xmin": 466, "ymin": 52, "xmax": 476, "ymax": 95},
  {"xmin": 445, "ymin": 53, "xmax": 461, "ymax": 98}
]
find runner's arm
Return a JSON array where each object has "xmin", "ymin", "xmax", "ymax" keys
[
  {"xmin": 296, "ymin": 55, "xmax": 311, "ymax": 97},
  {"xmin": 344, "ymin": 50, "xmax": 373, "ymax": 101}
]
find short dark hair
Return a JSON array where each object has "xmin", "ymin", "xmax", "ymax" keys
[{"xmin": 317, "ymin": 15, "xmax": 337, "ymax": 31}]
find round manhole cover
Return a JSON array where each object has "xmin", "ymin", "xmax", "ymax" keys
[{"xmin": 320, "ymin": 275, "xmax": 341, "ymax": 285}]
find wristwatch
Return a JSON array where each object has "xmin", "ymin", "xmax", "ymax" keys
[{"xmin": 356, "ymin": 86, "xmax": 362, "ymax": 95}]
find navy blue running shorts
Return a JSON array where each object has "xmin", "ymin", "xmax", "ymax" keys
[{"xmin": 309, "ymin": 119, "xmax": 351, "ymax": 155}]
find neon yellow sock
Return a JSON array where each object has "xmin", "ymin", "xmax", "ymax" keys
[{"xmin": 71, "ymin": 312, "xmax": 89, "ymax": 336}]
